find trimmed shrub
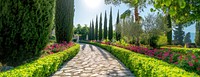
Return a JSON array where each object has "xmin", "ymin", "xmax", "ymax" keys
[
  {"xmin": 0, "ymin": 44, "xmax": 80, "ymax": 77},
  {"xmin": 85, "ymin": 42, "xmax": 199, "ymax": 77},
  {"xmin": 0, "ymin": 0, "xmax": 56, "ymax": 66}
]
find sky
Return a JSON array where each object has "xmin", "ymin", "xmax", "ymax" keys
[{"xmin": 74, "ymin": 0, "xmax": 196, "ymax": 34}]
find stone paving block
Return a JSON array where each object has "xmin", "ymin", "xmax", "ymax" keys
[{"xmin": 51, "ymin": 44, "xmax": 135, "ymax": 77}]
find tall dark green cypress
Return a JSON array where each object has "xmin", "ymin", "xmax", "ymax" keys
[
  {"xmin": 166, "ymin": 14, "xmax": 172, "ymax": 45},
  {"xmin": 95, "ymin": 15, "xmax": 98, "ymax": 40},
  {"xmin": 116, "ymin": 10, "xmax": 121, "ymax": 41},
  {"xmin": 109, "ymin": 7, "xmax": 113, "ymax": 41},
  {"xmin": 56, "ymin": 0, "xmax": 74, "ymax": 43},
  {"xmin": 99, "ymin": 13, "xmax": 103, "ymax": 41},
  {"xmin": 89, "ymin": 22, "xmax": 91, "ymax": 40},
  {"xmin": 92, "ymin": 20, "xmax": 95, "ymax": 40},
  {"xmin": 104, "ymin": 11, "xmax": 108, "ymax": 40},
  {"xmin": 0, "ymin": 0, "xmax": 56, "ymax": 66},
  {"xmin": 195, "ymin": 21, "xmax": 200, "ymax": 46}
]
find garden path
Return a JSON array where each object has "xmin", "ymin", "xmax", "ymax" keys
[{"xmin": 51, "ymin": 43, "xmax": 134, "ymax": 77}]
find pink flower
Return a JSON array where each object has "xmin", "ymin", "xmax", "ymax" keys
[
  {"xmin": 163, "ymin": 52, "xmax": 170, "ymax": 57},
  {"xmin": 188, "ymin": 61, "xmax": 193, "ymax": 66},
  {"xmin": 192, "ymin": 54, "xmax": 196, "ymax": 59},
  {"xmin": 174, "ymin": 62, "xmax": 178, "ymax": 64}
]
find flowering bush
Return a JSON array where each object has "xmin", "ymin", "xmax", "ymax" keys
[
  {"xmin": 102, "ymin": 42, "xmax": 200, "ymax": 75},
  {"xmin": 43, "ymin": 41, "xmax": 74, "ymax": 54}
]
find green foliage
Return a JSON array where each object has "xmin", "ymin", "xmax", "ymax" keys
[
  {"xmin": 195, "ymin": 21, "xmax": 200, "ymax": 46},
  {"xmin": 86, "ymin": 42, "xmax": 199, "ymax": 77},
  {"xmin": 173, "ymin": 25, "xmax": 185, "ymax": 45},
  {"xmin": 74, "ymin": 24, "xmax": 89, "ymax": 40},
  {"xmin": 184, "ymin": 32, "xmax": 191, "ymax": 44},
  {"xmin": 104, "ymin": 11, "xmax": 108, "ymax": 40},
  {"xmin": 0, "ymin": 44, "xmax": 80, "ymax": 77},
  {"xmin": 89, "ymin": 22, "xmax": 92, "ymax": 40},
  {"xmin": 157, "ymin": 35, "xmax": 168, "ymax": 46},
  {"xmin": 149, "ymin": 35, "xmax": 159, "ymax": 48},
  {"xmin": 0, "ymin": 0, "xmax": 56, "ymax": 66},
  {"xmin": 99, "ymin": 13, "xmax": 103, "ymax": 41},
  {"xmin": 168, "ymin": 48, "xmax": 200, "ymax": 55},
  {"xmin": 116, "ymin": 10, "xmax": 121, "ymax": 41},
  {"xmin": 92, "ymin": 20, "xmax": 95, "ymax": 40},
  {"xmin": 95, "ymin": 15, "xmax": 98, "ymax": 40},
  {"xmin": 55, "ymin": 0, "xmax": 74, "ymax": 43},
  {"xmin": 109, "ymin": 7, "xmax": 113, "ymax": 41}
]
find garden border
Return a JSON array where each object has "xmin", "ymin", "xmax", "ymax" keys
[{"xmin": 0, "ymin": 44, "xmax": 80, "ymax": 77}]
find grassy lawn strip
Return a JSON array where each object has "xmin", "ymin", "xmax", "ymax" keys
[
  {"xmin": 0, "ymin": 44, "xmax": 80, "ymax": 77},
  {"xmin": 85, "ymin": 42, "xmax": 199, "ymax": 77}
]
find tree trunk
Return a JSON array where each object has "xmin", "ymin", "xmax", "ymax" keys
[
  {"xmin": 134, "ymin": 5, "xmax": 140, "ymax": 46},
  {"xmin": 166, "ymin": 14, "xmax": 172, "ymax": 45}
]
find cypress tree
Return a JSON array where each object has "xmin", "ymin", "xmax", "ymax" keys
[
  {"xmin": 195, "ymin": 21, "xmax": 200, "ymax": 46},
  {"xmin": 116, "ymin": 10, "xmax": 121, "ymax": 41},
  {"xmin": 184, "ymin": 32, "xmax": 191, "ymax": 44},
  {"xmin": 173, "ymin": 25, "xmax": 184, "ymax": 45},
  {"xmin": 92, "ymin": 20, "xmax": 95, "ymax": 40},
  {"xmin": 89, "ymin": 22, "xmax": 91, "ymax": 40},
  {"xmin": 104, "ymin": 11, "xmax": 108, "ymax": 40},
  {"xmin": 95, "ymin": 15, "xmax": 98, "ymax": 40},
  {"xmin": 109, "ymin": 7, "xmax": 113, "ymax": 41},
  {"xmin": 56, "ymin": 0, "xmax": 74, "ymax": 43},
  {"xmin": 99, "ymin": 13, "xmax": 103, "ymax": 41},
  {"xmin": 0, "ymin": 0, "xmax": 56, "ymax": 66}
]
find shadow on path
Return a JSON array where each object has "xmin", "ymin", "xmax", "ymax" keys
[
  {"xmin": 81, "ymin": 44, "xmax": 86, "ymax": 50},
  {"xmin": 89, "ymin": 45, "xmax": 95, "ymax": 51},
  {"xmin": 96, "ymin": 46, "xmax": 109, "ymax": 60}
]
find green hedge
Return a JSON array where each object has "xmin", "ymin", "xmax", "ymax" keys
[
  {"xmin": 0, "ymin": 44, "xmax": 80, "ymax": 77},
  {"xmin": 85, "ymin": 42, "xmax": 199, "ymax": 77},
  {"xmin": 169, "ymin": 48, "xmax": 200, "ymax": 54},
  {"xmin": 0, "ymin": 0, "xmax": 56, "ymax": 66}
]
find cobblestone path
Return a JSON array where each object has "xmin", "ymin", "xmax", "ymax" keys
[{"xmin": 51, "ymin": 43, "xmax": 134, "ymax": 77}]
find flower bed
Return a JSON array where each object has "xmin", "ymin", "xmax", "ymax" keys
[
  {"xmin": 43, "ymin": 41, "xmax": 75, "ymax": 54},
  {"xmin": 0, "ymin": 44, "xmax": 80, "ymax": 77},
  {"xmin": 84, "ymin": 42, "xmax": 199, "ymax": 77},
  {"xmin": 102, "ymin": 41, "xmax": 200, "ymax": 75}
]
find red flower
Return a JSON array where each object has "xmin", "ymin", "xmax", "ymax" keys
[
  {"xmin": 178, "ymin": 55, "xmax": 183, "ymax": 60},
  {"xmin": 188, "ymin": 61, "xmax": 193, "ymax": 66},
  {"xmin": 195, "ymin": 59, "xmax": 199, "ymax": 62},
  {"xmin": 197, "ymin": 67, "xmax": 200, "ymax": 71}
]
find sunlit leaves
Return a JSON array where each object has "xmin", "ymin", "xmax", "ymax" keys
[{"xmin": 178, "ymin": 0, "xmax": 186, "ymax": 9}]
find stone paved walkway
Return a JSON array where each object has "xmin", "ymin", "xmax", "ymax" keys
[{"xmin": 51, "ymin": 43, "xmax": 134, "ymax": 77}]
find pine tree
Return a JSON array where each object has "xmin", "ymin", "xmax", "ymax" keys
[
  {"xmin": 173, "ymin": 25, "xmax": 185, "ymax": 45},
  {"xmin": 195, "ymin": 21, "xmax": 200, "ymax": 46},
  {"xmin": 109, "ymin": 7, "xmax": 113, "ymax": 41},
  {"xmin": 95, "ymin": 15, "xmax": 98, "ymax": 40},
  {"xmin": 92, "ymin": 20, "xmax": 95, "ymax": 40},
  {"xmin": 104, "ymin": 11, "xmax": 108, "ymax": 40},
  {"xmin": 99, "ymin": 13, "xmax": 103, "ymax": 41},
  {"xmin": 184, "ymin": 32, "xmax": 191, "ymax": 44},
  {"xmin": 55, "ymin": 0, "xmax": 74, "ymax": 43},
  {"xmin": 116, "ymin": 10, "xmax": 121, "ymax": 41}
]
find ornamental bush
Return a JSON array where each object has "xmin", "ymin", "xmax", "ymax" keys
[
  {"xmin": 85, "ymin": 42, "xmax": 199, "ymax": 77},
  {"xmin": 0, "ymin": 44, "xmax": 80, "ymax": 77},
  {"xmin": 0, "ymin": 0, "xmax": 56, "ymax": 66}
]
